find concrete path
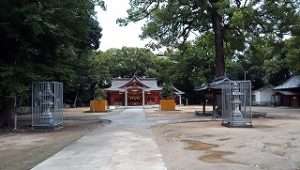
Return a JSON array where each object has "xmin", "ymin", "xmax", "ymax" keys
[{"xmin": 32, "ymin": 109, "xmax": 167, "ymax": 170}]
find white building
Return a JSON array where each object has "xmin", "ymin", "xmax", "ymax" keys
[{"xmin": 252, "ymin": 85, "xmax": 277, "ymax": 105}]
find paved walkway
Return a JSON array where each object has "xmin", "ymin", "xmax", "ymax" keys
[{"xmin": 32, "ymin": 109, "xmax": 167, "ymax": 170}]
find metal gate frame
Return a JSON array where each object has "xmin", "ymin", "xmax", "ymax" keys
[
  {"xmin": 32, "ymin": 82, "xmax": 63, "ymax": 128},
  {"xmin": 222, "ymin": 81, "xmax": 252, "ymax": 127}
]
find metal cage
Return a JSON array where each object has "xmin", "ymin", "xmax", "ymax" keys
[
  {"xmin": 222, "ymin": 81, "xmax": 252, "ymax": 127},
  {"xmin": 32, "ymin": 82, "xmax": 63, "ymax": 128}
]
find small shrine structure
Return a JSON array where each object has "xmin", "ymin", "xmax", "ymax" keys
[
  {"xmin": 106, "ymin": 76, "xmax": 161, "ymax": 106},
  {"xmin": 106, "ymin": 75, "xmax": 184, "ymax": 106},
  {"xmin": 194, "ymin": 76, "xmax": 230, "ymax": 115},
  {"xmin": 32, "ymin": 82, "xmax": 63, "ymax": 129},
  {"xmin": 221, "ymin": 81, "xmax": 252, "ymax": 127},
  {"xmin": 273, "ymin": 75, "xmax": 300, "ymax": 107}
]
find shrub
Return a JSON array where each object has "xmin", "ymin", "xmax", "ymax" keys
[
  {"xmin": 95, "ymin": 88, "xmax": 107, "ymax": 100},
  {"xmin": 160, "ymin": 84, "xmax": 174, "ymax": 99}
]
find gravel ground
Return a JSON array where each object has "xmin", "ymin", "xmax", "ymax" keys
[
  {"xmin": 147, "ymin": 106, "xmax": 300, "ymax": 170},
  {"xmin": 0, "ymin": 108, "xmax": 118, "ymax": 170},
  {"xmin": 0, "ymin": 106, "xmax": 299, "ymax": 170}
]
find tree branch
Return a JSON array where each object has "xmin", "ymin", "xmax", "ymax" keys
[
  {"xmin": 235, "ymin": 0, "xmax": 241, "ymax": 8},
  {"xmin": 243, "ymin": 0, "xmax": 248, "ymax": 8}
]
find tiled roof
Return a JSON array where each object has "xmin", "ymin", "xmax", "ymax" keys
[
  {"xmin": 194, "ymin": 76, "xmax": 230, "ymax": 91},
  {"xmin": 106, "ymin": 77, "xmax": 162, "ymax": 91},
  {"xmin": 273, "ymin": 91, "xmax": 300, "ymax": 96},
  {"xmin": 274, "ymin": 76, "xmax": 300, "ymax": 90},
  {"xmin": 253, "ymin": 85, "xmax": 274, "ymax": 92},
  {"xmin": 173, "ymin": 86, "xmax": 185, "ymax": 95}
]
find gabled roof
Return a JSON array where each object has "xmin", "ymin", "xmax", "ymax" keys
[
  {"xmin": 274, "ymin": 76, "xmax": 300, "ymax": 90},
  {"xmin": 253, "ymin": 85, "xmax": 274, "ymax": 92},
  {"xmin": 119, "ymin": 75, "xmax": 149, "ymax": 88},
  {"xmin": 273, "ymin": 91, "xmax": 300, "ymax": 96},
  {"xmin": 106, "ymin": 76, "xmax": 161, "ymax": 91},
  {"xmin": 194, "ymin": 84, "xmax": 209, "ymax": 91},
  {"xmin": 194, "ymin": 76, "xmax": 230, "ymax": 91},
  {"xmin": 173, "ymin": 86, "xmax": 185, "ymax": 95}
]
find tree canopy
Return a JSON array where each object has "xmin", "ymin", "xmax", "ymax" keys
[
  {"xmin": 118, "ymin": 0, "xmax": 300, "ymax": 77},
  {"xmin": 105, "ymin": 47, "xmax": 157, "ymax": 78},
  {"xmin": 1, "ymin": 0, "xmax": 300, "ymax": 127},
  {"xmin": 0, "ymin": 0, "xmax": 104, "ymax": 127},
  {"xmin": 286, "ymin": 36, "xmax": 300, "ymax": 74}
]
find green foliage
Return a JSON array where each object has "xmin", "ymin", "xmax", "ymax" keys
[
  {"xmin": 263, "ymin": 58, "xmax": 284, "ymax": 80},
  {"xmin": 86, "ymin": 52, "xmax": 111, "ymax": 85},
  {"xmin": 66, "ymin": 51, "xmax": 111, "ymax": 103},
  {"xmin": 150, "ymin": 57, "xmax": 174, "ymax": 85},
  {"xmin": 94, "ymin": 88, "xmax": 107, "ymax": 100},
  {"xmin": 119, "ymin": 0, "xmax": 300, "ymax": 78},
  {"xmin": 160, "ymin": 84, "xmax": 174, "ymax": 99},
  {"xmin": 105, "ymin": 47, "xmax": 157, "ymax": 78},
  {"xmin": 222, "ymin": 33, "xmax": 296, "ymax": 88},
  {"xmin": 167, "ymin": 33, "xmax": 216, "ymax": 87},
  {"xmin": 247, "ymin": 66, "xmax": 265, "ymax": 89},
  {"xmin": 231, "ymin": 11, "xmax": 245, "ymax": 29},
  {"xmin": 0, "ymin": 0, "xmax": 104, "ymax": 105},
  {"xmin": 225, "ymin": 60, "xmax": 244, "ymax": 80},
  {"xmin": 286, "ymin": 36, "xmax": 300, "ymax": 74}
]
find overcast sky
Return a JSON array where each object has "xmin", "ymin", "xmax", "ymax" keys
[{"xmin": 96, "ymin": 0, "xmax": 148, "ymax": 51}]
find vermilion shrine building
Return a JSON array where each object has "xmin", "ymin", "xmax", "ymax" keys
[{"xmin": 106, "ymin": 76, "xmax": 184, "ymax": 106}]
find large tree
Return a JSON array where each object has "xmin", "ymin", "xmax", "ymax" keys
[
  {"xmin": 285, "ymin": 36, "xmax": 300, "ymax": 74},
  {"xmin": 105, "ymin": 47, "xmax": 157, "ymax": 78},
  {"xmin": 118, "ymin": 0, "xmax": 300, "ymax": 78},
  {"xmin": 0, "ymin": 0, "xmax": 104, "ymax": 127},
  {"xmin": 167, "ymin": 33, "xmax": 216, "ymax": 87}
]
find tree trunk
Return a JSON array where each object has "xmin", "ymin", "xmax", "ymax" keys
[
  {"xmin": 203, "ymin": 97, "xmax": 206, "ymax": 114},
  {"xmin": 73, "ymin": 90, "xmax": 79, "ymax": 108},
  {"xmin": 211, "ymin": 8, "xmax": 225, "ymax": 78},
  {"xmin": 0, "ymin": 97, "xmax": 15, "ymax": 128},
  {"xmin": 89, "ymin": 82, "xmax": 97, "ymax": 100},
  {"xmin": 212, "ymin": 91, "xmax": 216, "ymax": 111}
]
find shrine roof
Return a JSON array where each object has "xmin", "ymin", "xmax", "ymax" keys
[
  {"xmin": 106, "ymin": 76, "xmax": 162, "ymax": 91},
  {"xmin": 194, "ymin": 76, "xmax": 230, "ymax": 91},
  {"xmin": 273, "ymin": 91, "xmax": 300, "ymax": 96},
  {"xmin": 274, "ymin": 76, "xmax": 300, "ymax": 90},
  {"xmin": 173, "ymin": 86, "xmax": 185, "ymax": 95}
]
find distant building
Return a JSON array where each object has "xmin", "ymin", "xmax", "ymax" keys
[
  {"xmin": 252, "ymin": 85, "xmax": 277, "ymax": 106},
  {"xmin": 273, "ymin": 76, "xmax": 300, "ymax": 107},
  {"xmin": 106, "ymin": 75, "xmax": 184, "ymax": 106},
  {"xmin": 194, "ymin": 76, "xmax": 230, "ymax": 113},
  {"xmin": 173, "ymin": 86, "xmax": 185, "ymax": 106}
]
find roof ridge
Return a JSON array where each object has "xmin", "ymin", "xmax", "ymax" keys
[
  {"xmin": 112, "ymin": 77, "xmax": 157, "ymax": 80},
  {"xmin": 274, "ymin": 75, "xmax": 300, "ymax": 90}
]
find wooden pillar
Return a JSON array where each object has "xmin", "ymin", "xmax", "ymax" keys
[
  {"xmin": 179, "ymin": 95, "xmax": 182, "ymax": 106},
  {"xmin": 142, "ymin": 89, "xmax": 145, "ymax": 106},
  {"xmin": 203, "ymin": 93, "xmax": 206, "ymax": 114},
  {"xmin": 125, "ymin": 90, "xmax": 128, "ymax": 107},
  {"xmin": 212, "ymin": 91, "xmax": 216, "ymax": 111}
]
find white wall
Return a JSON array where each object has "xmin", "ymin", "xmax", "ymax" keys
[
  {"xmin": 253, "ymin": 87, "xmax": 276, "ymax": 105},
  {"xmin": 254, "ymin": 91, "xmax": 261, "ymax": 104},
  {"xmin": 260, "ymin": 88, "xmax": 274, "ymax": 103}
]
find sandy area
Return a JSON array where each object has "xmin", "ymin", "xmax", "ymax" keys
[
  {"xmin": 1, "ymin": 106, "xmax": 299, "ymax": 170},
  {"xmin": 148, "ymin": 106, "xmax": 300, "ymax": 170},
  {"xmin": 0, "ymin": 108, "xmax": 119, "ymax": 170}
]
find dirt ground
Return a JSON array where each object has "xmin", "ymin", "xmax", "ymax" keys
[
  {"xmin": 147, "ymin": 106, "xmax": 300, "ymax": 170},
  {"xmin": 0, "ymin": 108, "xmax": 119, "ymax": 170},
  {"xmin": 1, "ymin": 106, "xmax": 300, "ymax": 170}
]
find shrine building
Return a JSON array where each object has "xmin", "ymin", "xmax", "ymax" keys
[{"xmin": 106, "ymin": 75, "xmax": 185, "ymax": 106}]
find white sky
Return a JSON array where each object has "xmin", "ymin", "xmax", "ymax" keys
[{"xmin": 95, "ymin": 0, "xmax": 148, "ymax": 51}]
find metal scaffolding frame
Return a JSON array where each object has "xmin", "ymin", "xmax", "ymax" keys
[
  {"xmin": 222, "ymin": 81, "xmax": 252, "ymax": 127},
  {"xmin": 32, "ymin": 82, "xmax": 63, "ymax": 128}
]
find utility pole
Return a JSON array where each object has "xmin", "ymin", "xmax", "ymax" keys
[{"xmin": 244, "ymin": 71, "xmax": 247, "ymax": 80}]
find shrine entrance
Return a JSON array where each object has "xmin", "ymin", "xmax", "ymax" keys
[
  {"xmin": 107, "ymin": 75, "xmax": 162, "ymax": 106},
  {"xmin": 127, "ymin": 89, "xmax": 143, "ymax": 106}
]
